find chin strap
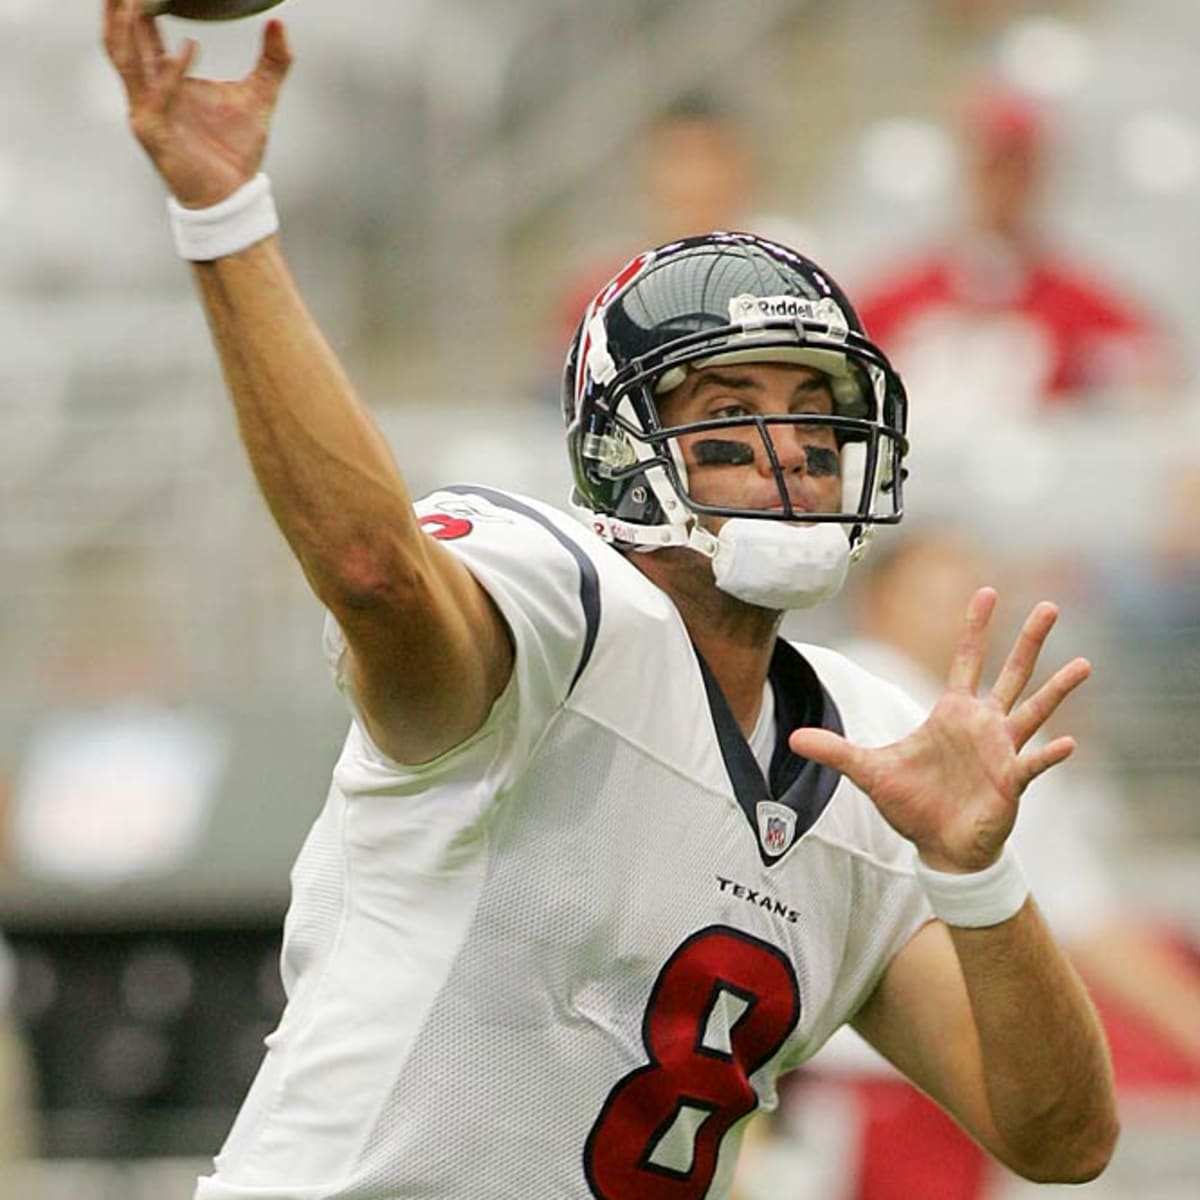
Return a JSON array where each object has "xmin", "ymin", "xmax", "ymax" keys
[
  {"xmin": 575, "ymin": 499, "xmax": 852, "ymax": 612},
  {"xmin": 575, "ymin": 503, "xmax": 717, "ymax": 556}
]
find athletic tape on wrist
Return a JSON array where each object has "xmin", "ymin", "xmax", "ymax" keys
[
  {"xmin": 167, "ymin": 173, "xmax": 279, "ymax": 261},
  {"xmin": 914, "ymin": 844, "xmax": 1030, "ymax": 928}
]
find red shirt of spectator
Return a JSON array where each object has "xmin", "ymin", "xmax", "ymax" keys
[{"xmin": 856, "ymin": 85, "xmax": 1177, "ymax": 410}]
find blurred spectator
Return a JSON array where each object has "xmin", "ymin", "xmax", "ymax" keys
[
  {"xmin": 1151, "ymin": 458, "xmax": 1200, "ymax": 579},
  {"xmin": 737, "ymin": 525, "xmax": 1200, "ymax": 1200},
  {"xmin": 637, "ymin": 92, "xmax": 758, "ymax": 246},
  {"xmin": 855, "ymin": 81, "xmax": 1185, "ymax": 445},
  {"xmin": 545, "ymin": 93, "xmax": 813, "ymax": 394},
  {"xmin": 925, "ymin": 0, "xmax": 1026, "ymax": 34}
]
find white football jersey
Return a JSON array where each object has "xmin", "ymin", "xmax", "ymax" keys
[{"xmin": 196, "ymin": 487, "xmax": 932, "ymax": 1200}]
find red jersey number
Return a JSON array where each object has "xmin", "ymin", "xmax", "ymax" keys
[
  {"xmin": 418, "ymin": 513, "xmax": 473, "ymax": 541},
  {"xmin": 584, "ymin": 925, "xmax": 800, "ymax": 1199}
]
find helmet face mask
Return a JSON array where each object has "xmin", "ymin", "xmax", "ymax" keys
[{"xmin": 563, "ymin": 233, "xmax": 909, "ymax": 560}]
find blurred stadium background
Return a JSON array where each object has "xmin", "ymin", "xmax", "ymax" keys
[{"xmin": 2, "ymin": 0, "xmax": 1198, "ymax": 1195}]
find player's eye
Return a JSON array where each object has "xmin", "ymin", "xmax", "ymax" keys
[
  {"xmin": 795, "ymin": 414, "xmax": 838, "ymax": 445},
  {"xmin": 711, "ymin": 402, "xmax": 751, "ymax": 419}
]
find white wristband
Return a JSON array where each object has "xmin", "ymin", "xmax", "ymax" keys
[
  {"xmin": 167, "ymin": 173, "xmax": 279, "ymax": 261},
  {"xmin": 914, "ymin": 844, "xmax": 1030, "ymax": 928}
]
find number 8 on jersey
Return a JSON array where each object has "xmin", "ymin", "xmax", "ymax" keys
[{"xmin": 584, "ymin": 925, "xmax": 801, "ymax": 1199}]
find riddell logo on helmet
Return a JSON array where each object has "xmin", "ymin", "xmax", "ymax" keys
[{"xmin": 729, "ymin": 294, "xmax": 849, "ymax": 331}]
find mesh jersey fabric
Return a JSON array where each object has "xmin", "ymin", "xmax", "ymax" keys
[{"xmin": 196, "ymin": 487, "xmax": 933, "ymax": 1200}]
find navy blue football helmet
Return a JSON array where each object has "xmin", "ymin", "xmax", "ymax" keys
[{"xmin": 562, "ymin": 232, "xmax": 908, "ymax": 559}]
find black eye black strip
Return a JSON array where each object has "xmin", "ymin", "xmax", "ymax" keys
[
  {"xmin": 804, "ymin": 446, "xmax": 841, "ymax": 477},
  {"xmin": 694, "ymin": 439, "xmax": 756, "ymax": 466},
  {"xmin": 691, "ymin": 439, "xmax": 841, "ymax": 478}
]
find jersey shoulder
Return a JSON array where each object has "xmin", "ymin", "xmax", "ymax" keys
[
  {"xmin": 416, "ymin": 483, "xmax": 675, "ymax": 652},
  {"xmin": 794, "ymin": 640, "xmax": 926, "ymax": 746},
  {"xmin": 328, "ymin": 486, "xmax": 648, "ymax": 787},
  {"xmin": 423, "ymin": 490, "xmax": 733, "ymax": 789},
  {"xmin": 419, "ymin": 484, "xmax": 683, "ymax": 731}
]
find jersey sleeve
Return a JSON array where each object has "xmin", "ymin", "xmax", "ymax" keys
[{"xmin": 323, "ymin": 486, "xmax": 600, "ymax": 787}]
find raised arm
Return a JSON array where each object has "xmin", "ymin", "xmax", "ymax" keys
[
  {"xmin": 791, "ymin": 590, "xmax": 1119, "ymax": 1182},
  {"xmin": 102, "ymin": 1, "xmax": 512, "ymax": 763}
]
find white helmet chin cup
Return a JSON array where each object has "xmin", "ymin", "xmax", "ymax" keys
[{"xmin": 710, "ymin": 520, "xmax": 850, "ymax": 611}]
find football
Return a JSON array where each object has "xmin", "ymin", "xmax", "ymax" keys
[{"xmin": 142, "ymin": 0, "xmax": 288, "ymax": 20}]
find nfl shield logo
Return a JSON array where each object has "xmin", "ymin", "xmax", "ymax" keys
[
  {"xmin": 765, "ymin": 816, "xmax": 787, "ymax": 852},
  {"xmin": 756, "ymin": 801, "xmax": 798, "ymax": 858}
]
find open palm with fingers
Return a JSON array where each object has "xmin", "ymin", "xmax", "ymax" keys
[
  {"xmin": 102, "ymin": 0, "xmax": 292, "ymax": 207},
  {"xmin": 790, "ymin": 588, "xmax": 1092, "ymax": 874}
]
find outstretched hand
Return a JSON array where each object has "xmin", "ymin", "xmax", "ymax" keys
[
  {"xmin": 790, "ymin": 588, "xmax": 1091, "ymax": 874},
  {"xmin": 102, "ymin": 0, "xmax": 292, "ymax": 207}
]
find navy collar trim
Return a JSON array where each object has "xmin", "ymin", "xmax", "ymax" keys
[{"xmin": 696, "ymin": 639, "xmax": 844, "ymax": 865}]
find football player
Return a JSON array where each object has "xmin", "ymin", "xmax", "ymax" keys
[{"xmin": 102, "ymin": 5, "xmax": 1118, "ymax": 1198}]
